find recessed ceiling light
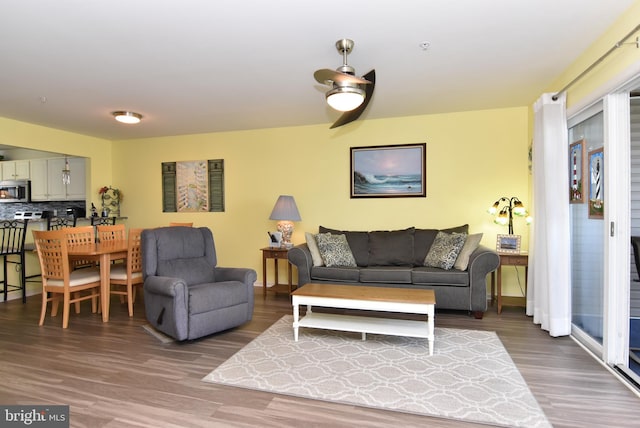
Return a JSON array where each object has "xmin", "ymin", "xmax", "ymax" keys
[{"xmin": 112, "ymin": 111, "xmax": 143, "ymax": 124}]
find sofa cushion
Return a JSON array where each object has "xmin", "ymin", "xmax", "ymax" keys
[
  {"xmin": 414, "ymin": 224, "xmax": 469, "ymax": 266},
  {"xmin": 311, "ymin": 266, "xmax": 361, "ymax": 282},
  {"xmin": 319, "ymin": 226, "xmax": 369, "ymax": 266},
  {"xmin": 359, "ymin": 266, "xmax": 412, "ymax": 283},
  {"xmin": 423, "ymin": 232, "xmax": 467, "ymax": 270},
  {"xmin": 315, "ymin": 233, "xmax": 357, "ymax": 267},
  {"xmin": 412, "ymin": 267, "xmax": 469, "ymax": 286},
  {"xmin": 305, "ymin": 232, "xmax": 324, "ymax": 267},
  {"xmin": 454, "ymin": 233, "xmax": 483, "ymax": 271},
  {"xmin": 368, "ymin": 227, "xmax": 415, "ymax": 266}
]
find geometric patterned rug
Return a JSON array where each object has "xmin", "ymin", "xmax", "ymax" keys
[{"xmin": 203, "ymin": 316, "xmax": 551, "ymax": 428}]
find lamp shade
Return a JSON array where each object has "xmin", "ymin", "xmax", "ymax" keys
[
  {"xmin": 326, "ymin": 86, "xmax": 365, "ymax": 111},
  {"xmin": 269, "ymin": 195, "xmax": 301, "ymax": 221}
]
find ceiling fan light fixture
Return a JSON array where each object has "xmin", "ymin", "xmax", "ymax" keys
[
  {"xmin": 326, "ymin": 86, "xmax": 365, "ymax": 112},
  {"xmin": 112, "ymin": 111, "xmax": 143, "ymax": 124}
]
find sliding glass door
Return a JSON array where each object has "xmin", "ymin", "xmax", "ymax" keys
[{"xmin": 569, "ymin": 107, "xmax": 605, "ymax": 352}]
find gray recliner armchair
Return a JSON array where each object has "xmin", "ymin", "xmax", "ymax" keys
[{"xmin": 141, "ymin": 226, "xmax": 256, "ymax": 341}]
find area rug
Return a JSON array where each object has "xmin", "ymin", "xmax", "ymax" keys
[{"xmin": 202, "ymin": 316, "xmax": 551, "ymax": 428}]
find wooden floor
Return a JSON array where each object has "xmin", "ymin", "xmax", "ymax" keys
[{"xmin": 1, "ymin": 289, "xmax": 640, "ymax": 428}]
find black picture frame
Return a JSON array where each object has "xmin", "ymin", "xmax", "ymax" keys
[{"xmin": 350, "ymin": 143, "xmax": 426, "ymax": 198}]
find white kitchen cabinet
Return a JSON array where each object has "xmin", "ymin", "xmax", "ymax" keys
[
  {"xmin": 29, "ymin": 159, "xmax": 48, "ymax": 200},
  {"xmin": 65, "ymin": 157, "xmax": 85, "ymax": 199},
  {"xmin": 30, "ymin": 157, "xmax": 86, "ymax": 201},
  {"xmin": 1, "ymin": 160, "xmax": 30, "ymax": 180}
]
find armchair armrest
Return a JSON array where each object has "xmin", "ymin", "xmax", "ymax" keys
[
  {"xmin": 143, "ymin": 276, "xmax": 190, "ymax": 340},
  {"xmin": 214, "ymin": 267, "xmax": 257, "ymax": 286},
  {"xmin": 144, "ymin": 275, "xmax": 188, "ymax": 297}
]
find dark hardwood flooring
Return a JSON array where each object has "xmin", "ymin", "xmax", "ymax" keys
[{"xmin": 1, "ymin": 289, "xmax": 640, "ymax": 427}]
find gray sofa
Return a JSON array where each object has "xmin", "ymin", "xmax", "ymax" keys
[
  {"xmin": 141, "ymin": 226, "xmax": 257, "ymax": 341},
  {"xmin": 288, "ymin": 225, "xmax": 499, "ymax": 318}
]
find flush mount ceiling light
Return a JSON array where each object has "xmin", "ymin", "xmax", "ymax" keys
[{"xmin": 112, "ymin": 111, "xmax": 142, "ymax": 124}]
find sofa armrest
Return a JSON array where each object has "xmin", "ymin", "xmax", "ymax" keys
[
  {"xmin": 288, "ymin": 243, "xmax": 313, "ymax": 286},
  {"xmin": 466, "ymin": 245, "xmax": 500, "ymax": 313}
]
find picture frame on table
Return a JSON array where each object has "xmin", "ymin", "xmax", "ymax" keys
[
  {"xmin": 588, "ymin": 147, "xmax": 604, "ymax": 219},
  {"xmin": 569, "ymin": 139, "xmax": 586, "ymax": 204},
  {"xmin": 350, "ymin": 143, "xmax": 426, "ymax": 198},
  {"xmin": 496, "ymin": 234, "xmax": 521, "ymax": 254}
]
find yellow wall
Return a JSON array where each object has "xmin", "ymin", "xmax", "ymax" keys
[
  {"xmin": 0, "ymin": 97, "xmax": 531, "ymax": 300},
  {"xmin": 114, "ymin": 107, "xmax": 530, "ymax": 294},
  {"xmin": 546, "ymin": 0, "xmax": 640, "ymax": 107}
]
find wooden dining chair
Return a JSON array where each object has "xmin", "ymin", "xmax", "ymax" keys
[
  {"xmin": 109, "ymin": 228, "xmax": 143, "ymax": 317},
  {"xmin": 32, "ymin": 229, "xmax": 101, "ymax": 328},
  {"xmin": 64, "ymin": 226, "xmax": 96, "ymax": 270},
  {"xmin": 96, "ymin": 224, "xmax": 126, "ymax": 242},
  {"xmin": 169, "ymin": 222, "xmax": 193, "ymax": 227},
  {"xmin": 65, "ymin": 226, "xmax": 95, "ymax": 246}
]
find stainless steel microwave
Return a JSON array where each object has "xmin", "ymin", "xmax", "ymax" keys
[{"xmin": 0, "ymin": 180, "xmax": 31, "ymax": 203}]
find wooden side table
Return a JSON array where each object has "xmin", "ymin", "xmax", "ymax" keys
[
  {"xmin": 491, "ymin": 252, "xmax": 528, "ymax": 314},
  {"xmin": 261, "ymin": 247, "xmax": 293, "ymax": 297}
]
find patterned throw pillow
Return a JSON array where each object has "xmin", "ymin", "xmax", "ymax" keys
[
  {"xmin": 314, "ymin": 233, "xmax": 357, "ymax": 267},
  {"xmin": 423, "ymin": 232, "xmax": 468, "ymax": 270}
]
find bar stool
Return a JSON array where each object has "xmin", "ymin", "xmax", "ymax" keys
[
  {"xmin": 0, "ymin": 219, "xmax": 29, "ymax": 303},
  {"xmin": 47, "ymin": 216, "xmax": 77, "ymax": 230},
  {"xmin": 91, "ymin": 217, "xmax": 116, "ymax": 226}
]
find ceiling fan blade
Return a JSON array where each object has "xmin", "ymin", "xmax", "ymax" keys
[
  {"xmin": 314, "ymin": 69, "xmax": 371, "ymax": 85},
  {"xmin": 330, "ymin": 69, "xmax": 376, "ymax": 129}
]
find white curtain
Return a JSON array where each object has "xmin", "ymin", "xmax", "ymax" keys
[{"xmin": 527, "ymin": 93, "xmax": 572, "ymax": 337}]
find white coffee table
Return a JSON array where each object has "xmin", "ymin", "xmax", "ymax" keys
[{"xmin": 291, "ymin": 283, "xmax": 436, "ymax": 355}]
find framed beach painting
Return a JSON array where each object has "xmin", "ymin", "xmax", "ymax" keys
[
  {"xmin": 350, "ymin": 143, "xmax": 426, "ymax": 198},
  {"xmin": 569, "ymin": 139, "xmax": 586, "ymax": 203},
  {"xmin": 588, "ymin": 147, "xmax": 604, "ymax": 219}
]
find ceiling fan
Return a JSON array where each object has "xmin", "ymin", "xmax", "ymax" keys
[{"xmin": 314, "ymin": 39, "xmax": 375, "ymax": 129}]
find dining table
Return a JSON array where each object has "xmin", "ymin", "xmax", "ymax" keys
[{"xmin": 67, "ymin": 239, "xmax": 128, "ymax": 322}]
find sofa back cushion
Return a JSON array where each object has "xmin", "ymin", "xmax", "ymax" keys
[
  {"xmin": 413, "ymin": 224, "xmax": 469, "ymax": 266},
  {"xmin": 319, "ymin": 226, "xmax": 369, "ymax": 266},
  {"xmin": 368, "ymin": 227, "xmax": 415, "ymax": 266}
]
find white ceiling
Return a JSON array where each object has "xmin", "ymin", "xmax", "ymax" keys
[{"xmin": 0, "ymin": 0, "xmax": 636, "ymax": 141}]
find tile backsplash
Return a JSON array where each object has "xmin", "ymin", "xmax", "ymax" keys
[{"xmin": 0, "ymin": 200, "xmax": 86, "ymax": 219}]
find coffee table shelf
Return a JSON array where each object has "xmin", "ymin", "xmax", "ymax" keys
[
  {"xmin": 297, "ymin": 312, "xmax": 432, "ymax": 340},
  {"xmin": 292, "ymin": 283, "xmax": 435, "ymax": 355}
]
